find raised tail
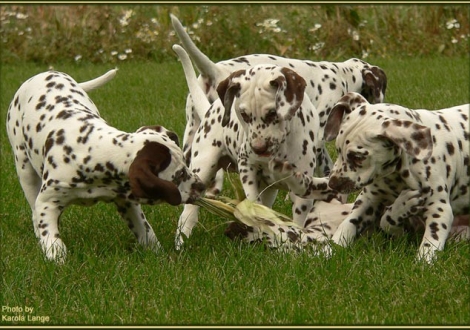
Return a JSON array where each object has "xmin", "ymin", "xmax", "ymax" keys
[
  {"xmin": 79, "ymin": 68, "xmax": 118, "ymax": 92},
  {"xmin": 172, "ymin": 44, "xmax": 211, "ymax": 119},
  {"xmin": 170, "ymin": 14, "xmax": 221, "ymax": 82}
]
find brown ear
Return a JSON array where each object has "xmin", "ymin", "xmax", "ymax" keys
[
  {"xmin": 323, "ymin": 104, "xmax": 348, "ymax": 142},
  {"xmin": 217, "ymin": 70, "xmax": 245, "ymax": 127},
  {"xmin": 361, "ymin": 66, "xmax": 387, "ymax": 104},
  {"xmin": 129, "ymin": 142, "xmax": 182, "ymax": 205},
  {"xmin": 324, "ymin": 92, "xmax": 369, "ymax": 141},
  {"xmin": 272, "ymin": 67, "xmax": 306, "ymax": 120},
  {"xmin": 378, "ymin": 119, "xmax": 433, "ymax": 160}
]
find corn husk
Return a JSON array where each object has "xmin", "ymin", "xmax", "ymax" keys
[{"xmin": 194, "ymin": 175, "xmax": 331, "ymax": 252}]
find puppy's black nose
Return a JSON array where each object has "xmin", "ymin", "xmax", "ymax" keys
[{"xmin": 192, "ymin": 181, "xmax": 206, "ymax": 193}]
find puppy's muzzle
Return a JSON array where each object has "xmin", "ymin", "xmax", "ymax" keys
[
  {"xmin": 251, "ymin": 139, "xmax": 274, "ymax": 157},
  {"xmin": 187, "ymin": 180, "xmax": 206, "ymax": 204}
]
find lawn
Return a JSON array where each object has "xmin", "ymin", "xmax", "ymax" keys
[{"xmin": 0, "ymin": 56, "xmax": 469, "ymax": 326}]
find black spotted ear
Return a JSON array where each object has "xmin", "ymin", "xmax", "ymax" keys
[
  {"xmin": 165, "ymin": 131, "xmax": 180, "ymax": 147},
  {"xmin": 272, "ymin": 68, "xmax": 306, "ymax": 120},
  {"xmin": 378, "ymin": 119, "xmax": 433, "ymax": 160},
  {"xmin": 323, "ymin": 104, "xmax": 347, "ymax": 141},
  {"xmin": 217, "ymin": 70, "xmax": 245, "ymax": 127},
  {"xmin": 361, "ymin": 66, "xmax": 387, "ymax": 103},
  {"xmin": 129, "ymin": 142, "xmax": 182, "ymax": 205},
  {"xmin": 324, "ymin": 92, "xmax": 368, "ymax": 141}
]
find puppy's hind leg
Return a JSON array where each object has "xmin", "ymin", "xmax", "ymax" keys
[
  {"xmin": 14, "ymin": 154, "xmax": 42, "ymax": 239},
  {"xmin": 34, "ymin": 190, "xmax": 67, "ymax": 263}
]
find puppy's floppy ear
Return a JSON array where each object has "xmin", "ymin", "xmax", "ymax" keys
[
  {"xmin": 324, "ymin": 92, "xmax": 369, "ymax": 141},
  {"xmin": 271, "ymin": 67, "xmax": 306, "ymax": 120},
  {"xmin": 378, "ymin": 119, "xmax": 433, "ymax": 160},
  {"xmin": 129, "ymin": 142, "xmax": 182, "ymax": 205},
  {"xmin": 217, "ymin": 70, "xmax": 245, "ymax": 127},
  {"xmin": 361, "ymin": 66, "xmax": 387, "ymax": 104}
]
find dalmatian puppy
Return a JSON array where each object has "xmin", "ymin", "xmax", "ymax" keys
[
  {"xmin": 172, "ymin": 45, "xmax": 339, "ymax": 249},
  {"xmin": 170, "ymin": 14, "xmax": 387, "ymax": 196},
  {"xmin": 6, "ymin": 70, "xmax": 205, "ymax": 263},
  {"xmin": 254, "ymin": 165, "xmax": 469, "ymax": 251},
  {"xmin": 321, "ymin": 92, "xmax": 469, "ymax": 263}
]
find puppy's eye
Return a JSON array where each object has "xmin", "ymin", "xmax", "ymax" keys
[
  {"xmin": 240, "ymin": 111, "xmax": 251, "ymax": 123},
  {"xmin": 173, "ymin": 169, "xmax": 186, "ymax": 183},
  {"xmin": 265, "ymin": 108, "xmax": 277, "ymax": 123},
  {"xmin": 347, "ymin": 152, "xmax": 366, "ymax": 165}
]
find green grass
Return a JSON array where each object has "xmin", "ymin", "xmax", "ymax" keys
[{"xmin": 0, "ymin": 57, "xmax": 469, "ymax": 326}]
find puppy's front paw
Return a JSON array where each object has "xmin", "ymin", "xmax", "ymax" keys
[{"xmin": 269, "ymin": 158, "xmax": 296, "ymax": 179}]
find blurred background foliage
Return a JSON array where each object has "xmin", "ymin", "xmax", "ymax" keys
[{"xmin": 1, "ymin": 4, "xmax": 469, "ymax": 65}]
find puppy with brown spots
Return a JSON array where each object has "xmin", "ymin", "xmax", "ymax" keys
[
  {"xmin": 321, "ymin": 92, "xmax": 469, "ymax": 263},
  {"xmin": 172, "ymin": 45, "xmax": 341, "ymax": 250},
  {"xmin": 171, "ymin": 14, "xmax": 387, "ymax": 207},
  {"xmin": 6, "ymin": 70, "xmax": 205, "ymax": 263}
]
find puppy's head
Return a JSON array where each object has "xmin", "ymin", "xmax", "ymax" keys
[
  {"xmin": 129, "ymin": 126, "xmax": 205, "ymax": 205},
  {"xmin": 217, "ymin": 65, "xmax": 307, "ymax": 158},
  {"xmin": 324, "ymin": 93, "xmax": 432, "ymax": 194}
]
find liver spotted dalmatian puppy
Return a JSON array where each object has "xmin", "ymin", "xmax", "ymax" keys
[
  {"xmin": 272, "ymin": 92, "xmax": 469, "ymax": 262},
  {"xmin": 173, "ymin": 45, "xmax": 340, "ymax": 249},
  {"xmin": 6, "ymin": 70, "xmax": 205, "ymax": 263},
  {"xmin": 170, "ymin": 14, "xmax": 387, "ymax": 198}
]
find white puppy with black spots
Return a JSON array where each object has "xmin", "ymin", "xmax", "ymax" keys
[
  {"xmin": 6, "ymin": 69, "xmax": 205, "ymax": 263},
  {"xmin": 321, "ymin": 92, "xmax": 469, "ymax": 263}
]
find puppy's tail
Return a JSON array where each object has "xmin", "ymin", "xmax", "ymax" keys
[
  {"xmin": 170, "ymin": 14, "xmax": 223, "ymax": 83},
  {"xmin": 173, "ymin": 44, "xmax": 210, "ymax": 118},
  {"xmin": 79, "ymin": 68, "xmax": 118, "ymax": 92}
]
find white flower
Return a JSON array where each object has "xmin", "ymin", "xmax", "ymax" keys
[
  {"xmin": 119, "ymin": 9, "xmax": 134, "ymax": 27},
  {"xmin": 74, "ymin": 55, "xmax": 82, "ymax": 62},
  {"xmin": 194, "ymin": 18, "xmax": 204, "ymax": 29},
  {"xmin": 309, "ymin": 23, "xmax": 322, "ymax": 33},
  {"xmin": 348, "ymin": 28, "xmax": 360, "ymax": 41},
  {"xmin": 111, "ymin": 51, "xmax": 118, "ymax": 56},
  {"xmin": 118, "ymin": 54, "xmax": 127, "ymax": 60},
  {"xmin": 310, "ymin": 42, "xmax": 325, "ymax": 52},
  {"xmin": 125, "ymin": 48, "xmax": 132, "ymax": 54},
  {"xmin": 256, "ymin": 18, "xmax": 282, "ymax": 33},
  {"xmin": 446, "ymin": 19, "xmax": 460, "ymax": 30},
  {"xmin": 16, "ymin": 13, "xmax": 28, "ymax": 20}
]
